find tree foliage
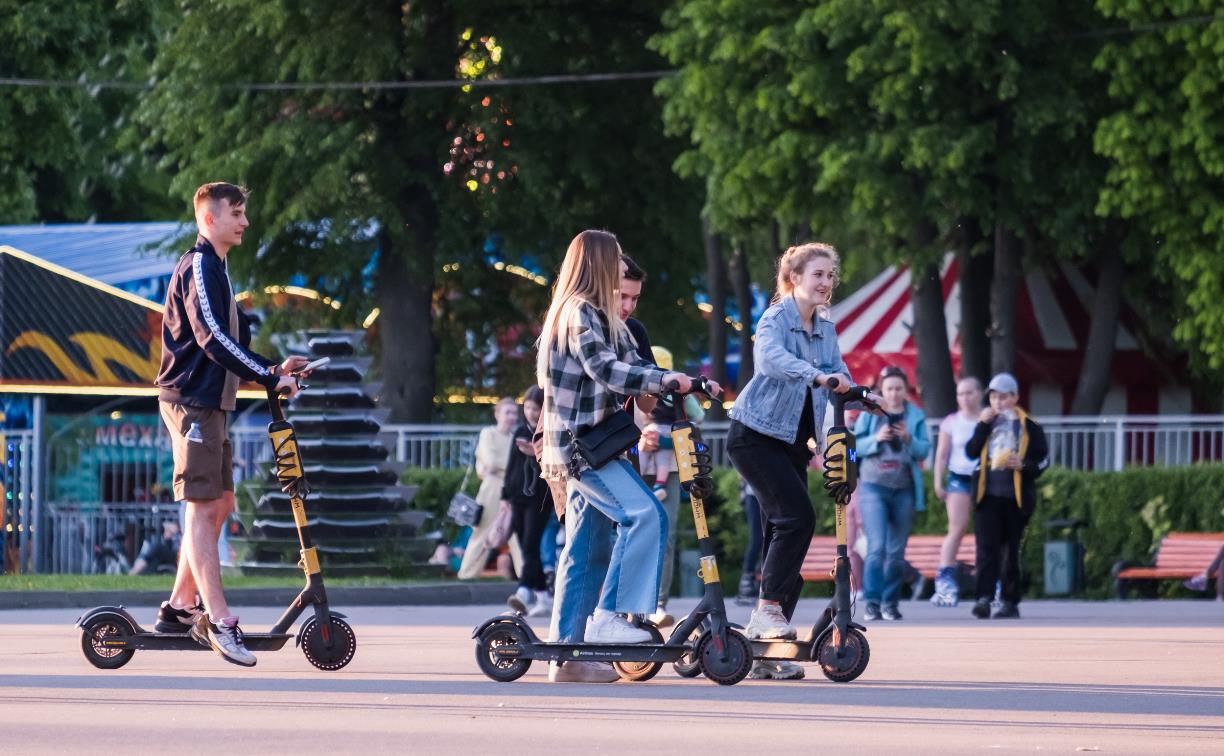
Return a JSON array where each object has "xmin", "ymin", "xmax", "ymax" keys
[{"xmin": 1095, "ymin": 4, "xmax": 1224, "ymax": 368}]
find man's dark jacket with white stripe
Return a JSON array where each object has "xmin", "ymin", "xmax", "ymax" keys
[{"xmin": 156, "ymin": 236, "xmax": 279, "ymax": 410}]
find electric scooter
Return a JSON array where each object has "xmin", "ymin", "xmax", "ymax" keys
[
  {"xmin": 473, "ymin": 377, "xmax": 754, "ymax": 685},
  {"xmin": 672, "ymin": 377, "xmax": 880, "ymax": 682},
  {"xmin": 77, "ymin": 370, "xmax": 357, "ymax": 671}
]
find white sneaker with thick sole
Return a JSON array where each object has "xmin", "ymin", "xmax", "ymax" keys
[
  {"xmin": 584, "ymin": 612, "xmax": 652, "ymax": 644},
  {"xmin": 548, "ymin": 661, "xmax": 619, "ymax": 683},
  {"xmin": 191, "ymin": 613, "xmax": 256, "ymax": 667},
  {"xmin": 744, "ymin": 603, "xmax": 797, "ymax": 640},
  {"xmin": 527, "ymin": 592, "xmax": 553, "ymax": 617},
  {"xmin": 507, "ymin": 586, "xmax": 534, "ymax": 614},
  {"xmin": 749, "ymin": 660, "xmax": 806, "ymax": 680},
  {"xmin": 648, "ymin": 609, "xmax": 675, "ymax": 628}
]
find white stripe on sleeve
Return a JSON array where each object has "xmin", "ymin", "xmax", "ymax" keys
[{"xmin": 192, "ymin": 252, "xmax": 269, "ymax": 376}]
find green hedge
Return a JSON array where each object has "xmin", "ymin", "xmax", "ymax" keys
[{"xmin": 402, "ymin": 464, "xmax": 1224, "ymax": 598}]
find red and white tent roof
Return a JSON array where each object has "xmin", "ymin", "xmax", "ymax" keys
[{"xmin": 829, "ymin": 254, "xmax": 1184, "ymax": 415}]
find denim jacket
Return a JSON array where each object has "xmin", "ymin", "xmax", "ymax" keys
[
  {"xmin": 852, "ymin": 401, "xmax": 931, "ymax": 512},
  {"xmin": 729, "ymin": 296, "xmax": 850, "ymax": 447}
]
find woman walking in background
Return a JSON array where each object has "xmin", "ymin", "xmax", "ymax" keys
[
  {"xmin": 504, "ymin": 386, "xmax": 556, "ymax": 616},
  {"xmin": 931, "ymin": 377, "xmax": 984, "ymax": 607},
  {"xmin": 457, "ymin": 397, "xmax": 522, "ymax": 580},
  {"xmin": 852, "ymin": 366, "xmax": 930, "ymax": 621}
]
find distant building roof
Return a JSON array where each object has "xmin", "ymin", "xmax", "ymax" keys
[{"xmin": 0, "ymin": 222, "xmax": 188, "ymax": 302}]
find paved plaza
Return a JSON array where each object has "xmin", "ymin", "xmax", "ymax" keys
[{"xmin": 0, "ymin": 598, "xmax": 1220, "ymax": 754}]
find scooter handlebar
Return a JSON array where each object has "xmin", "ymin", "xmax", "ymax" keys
[
  {"xmin": 662, "ymin": 375, "xmax": 720, "ymax": 400},
  {"xmin": 818, "ymin": 376, "xmax": 882, "ymax": 412}
]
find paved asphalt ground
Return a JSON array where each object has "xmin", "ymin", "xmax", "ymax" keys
[{"xmin": 0, "ymin": 598, "xmax": 1220, "ymax": 754}]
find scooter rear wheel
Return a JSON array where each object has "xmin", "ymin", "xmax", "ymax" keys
[
  {"xmin": 476, "ymin": 622, "xmax": 532, "ymax": 682},
  {"xmin": 613, "ymin": 624, "xmax": 665, "ymax": 682},
  {"xmin": 300, "ymin": 616, "xmax": 357, "ymax": 671},
  {"xmin": 696, "ymin": 629, "xmax": 753, "ymax": 686},
  {"xmin": 81, "ymin": 615, "xmax": 136, "ymax": 670},
  {"xmin": 815, "ymin": 626, "xmax": 870, "ymax": 682}
]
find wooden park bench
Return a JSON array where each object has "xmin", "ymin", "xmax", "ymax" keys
[
  {"xmin": 1114, "ymin": 532, "xmax": 1224, "ymax": 598},
  {"xmin": 799, "ymin": 534, "xmax": 976, "ymax": 587}
]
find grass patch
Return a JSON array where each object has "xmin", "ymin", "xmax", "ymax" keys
[{"xmin": 0, "ymin": 574, "xmax": 432, "ymax": 592}]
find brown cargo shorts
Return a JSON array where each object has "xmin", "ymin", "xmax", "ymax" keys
[{"xmin": 159, "ymin": 401, "xmax": 234, "ymax": 502}]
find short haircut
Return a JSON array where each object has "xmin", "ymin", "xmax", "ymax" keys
[
  {"xmin": 621, "ymin": 253, "xmax": 646, "ymax": 282},
  {"xmin": 193, "ymin": 182, "xmax": 249, "ymax": 213}
]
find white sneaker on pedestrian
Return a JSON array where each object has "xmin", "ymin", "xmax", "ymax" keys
[
  {"xmin": 749, "ymin": 660, "xmax": 806, "ymax": 680},
  {"xmin": 191, "ymin": 613, "xmax": 256, "ymax": 667},
  {"xmin": 584, "ymin": 611, "xmax": 653, "ymax": 644},
  {"xmin": 548, "ymin": 661, "xmax": 619, "ymax": 683},
  {"xmin": 527, "ymin": 592, "xmax": 553, "ymax": 617},
  {"xmin": 648, "ymin": 608, "xmax": 675, "ymax": 628},
  {"xmin": 744, "ymin": 603, "xmax": 797, "ymax": 640},
  {"xmin": 507, "ymin": 586, "xmax": 534, "ymax": 614}
]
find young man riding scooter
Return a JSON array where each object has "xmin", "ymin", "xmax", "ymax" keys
[{"xmin": 154, "ymin": 182, "xmax": 307, "ymax": 667}]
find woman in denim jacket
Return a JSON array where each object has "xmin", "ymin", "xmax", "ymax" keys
[
  {"xmin": 727, "ymin": 242, "xmax": 851, "ymax": 680},
  {"xmin": 852, "ymin": 366, "xmax": 930, "ymax": 621}
]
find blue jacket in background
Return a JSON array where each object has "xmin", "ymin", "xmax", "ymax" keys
[
  {"xmin": 730, "ymin": 296, "xmax": 850, "ymax": 446},
  {"xmin": 853, "ymin": 401, "xmax": 931, "ymax": 511}
]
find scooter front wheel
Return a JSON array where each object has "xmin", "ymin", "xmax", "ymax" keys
[
  {"xmin": 696, "ymin": 629, "xmax": 753, "ymax": 686},
  {"xmin": 80, "ymin": 615, "xmax": 136, "ymax": 670},
  {"xmin": 476, "ymin": 621, "xmax": 532, "ymax": 682},
  {"xmin": 300, "ymin": 616, "xmax": 357, "ymax": 671},
  {"xmin": 670, "ymin": 624, "xmax": 703, "ymax": 678},
  {"xmin": 814, "ymin": 626, "xmax": 870, "ymax": 682},
  {"xmin": 613, "ymin": 624, "xmax": 665, "ymax": 682}
]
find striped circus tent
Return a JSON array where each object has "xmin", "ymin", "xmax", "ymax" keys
[{"xmin": 829, "ymin": 255, "xmax": 1189, "ymax": 415}]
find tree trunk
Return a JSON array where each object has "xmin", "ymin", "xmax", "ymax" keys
[
  {"xmin": 989, "ymin": 225, "xmax": 1020, "ymax": 376},
  {"xmin": 1070, "ymin": 252, "xmax": 1125, "ymax": 414},
  {"xmin": 378, "ymin": 223, "xmax": 437, "ymax": 423},
  {"xmin": 911, "ymin": 223, "xmax": 956, "ymax": 417},
  {"xmin": 731, "ymin": 241, "xmax": 755, "ymax": 390},
  {"xmin": 374, "ymin": 0, "xmax": 452, "ymax": 423},
  {"xmin": 958, "ymin": 220, "xmax": 992, "ymax": 383},
  {"xmin": 703, "ymin": 217, "xmax": 728, "ymax": 417}
]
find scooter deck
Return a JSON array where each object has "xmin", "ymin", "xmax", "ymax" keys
[
  {"xmin": 103, "ymin": 631, "xmax": 294, "ymax": 652},
  {"xmin": 506, "ymin": 641, "xmax": 692, "ymax": 664}
]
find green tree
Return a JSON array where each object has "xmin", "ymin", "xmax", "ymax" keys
[
  {"xmin": 0, "ymin": 0, "xmax": 176, "ymax": 223},
  {"xmin": 655, "ymin": 0, "xmax": 1116, "ymax": 414},
  {"xmin": 1094, "ymin": 5, "xmax": 1224, "ymax": 373}
]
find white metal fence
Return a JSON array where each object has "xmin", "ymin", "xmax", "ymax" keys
[{"xmin": 21, "ymin": 413, "xmax": 1224, "ymax": 574}]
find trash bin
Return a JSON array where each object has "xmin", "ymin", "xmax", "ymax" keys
[
  {"xmin": 679, "ymin": 548, "xmax": 702, "ymax": 597},
  {"xmin": 1043, "ymin": 518, "xmax": 1086, "ymax": 596}
]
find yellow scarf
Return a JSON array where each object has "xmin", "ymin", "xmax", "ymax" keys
[{"xmin": 976, "ymin": 406, "xmax": 1030, "ymax": 507}]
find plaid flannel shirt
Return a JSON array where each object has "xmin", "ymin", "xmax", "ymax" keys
[{"xmin": 541, "ymin": 301, "xmax": 666, "ymax": 480}]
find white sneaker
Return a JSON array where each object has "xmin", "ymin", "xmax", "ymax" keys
[
  {"xmin": 191, "ymin": 614, "xmax": 256, "ymax": 667},
  {"xmin": 507, "ymin": 586, "xmax": 534, "ymax": 614},
  {"xmin": 584, "ymin": 611, "xmax": 653, "ymax": 644},
  {"xmin": 527, "ymin": 592, "xmax": 553, "ymax": 617},
  {"xmin": 744, "ymin": 603, "xmax": 797, "ymax": 640},
  {"xmin": 648, "ymin": 608, "xmax": 675, "ymax": 628},
  {"xmin": 749, "ymin": 660, "xmax": 806, "ymax": 680},
  {"xmin": 548, "ymin": 660, "xmax": 619, "ymax": 683}
]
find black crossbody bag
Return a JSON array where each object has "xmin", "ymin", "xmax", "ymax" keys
[{"xmin": 571, "ymin": 408, "xmax": 641, "ymax": 470}]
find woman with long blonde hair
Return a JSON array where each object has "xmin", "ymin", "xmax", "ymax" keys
[
  {"xmin": 538, "ymin": 229, "xmax": 691, "ymax": 683},
  {"xmin": 726, "ymin": 242, "xmax": 851, "ymax": 680}
]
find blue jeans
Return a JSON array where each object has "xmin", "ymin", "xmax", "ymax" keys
[
  {"xmin": 547, "ymin": 459, "xmax": 668, "ymax": 643},
  {"xmin": 539, "ymin": 514, "xmax": 560, "ymax": 573},
  {"xmin": 859, "ymin": 482, "xmax": 915, "ymax": 605}
]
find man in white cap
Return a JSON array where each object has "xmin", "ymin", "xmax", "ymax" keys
[{"xmin": 964, "ymin": 372, "xmax": 1049, "ymax": 619}]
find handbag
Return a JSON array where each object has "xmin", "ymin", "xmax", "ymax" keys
[
  {"xmin": 446, "ymin": 457, "xmax": 483, "ymax": 527},
  {"xmin": 571, "ymin": 409, "xmax": 641, "ymax": 470},
  {"xmin": 483, "ymin": 501, "xmax": 514, "ymax": 550}
]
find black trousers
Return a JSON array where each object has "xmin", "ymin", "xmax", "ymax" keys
[
  {"xmin": 510, "ymin": 497, "xmax": 553, "ymax": 591},
  {"xmin": 727, "ymin": 421, "xmax": 814, "ymax": 613},
  {"xmin": 974, "ymin": 495, "xmax": 1033, "ymax": 604}
]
